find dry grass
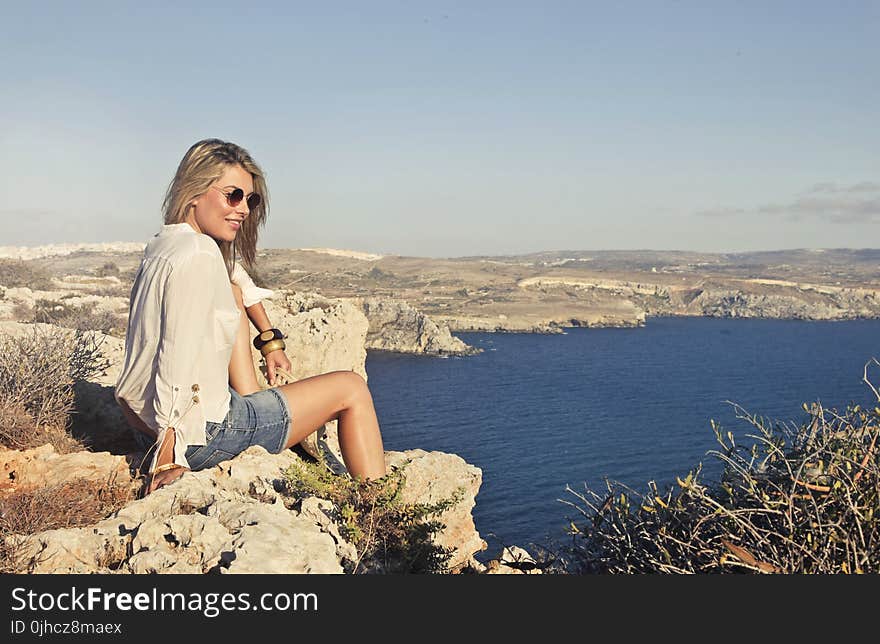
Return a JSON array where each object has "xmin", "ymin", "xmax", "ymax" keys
[
  {"xmin": 92, "ymin": 284, "xmax": 133, "ymax": 299},
  {"xmin": 0, "ymin": 399, "xmax": 81, "ymax": 453},
  {"xmin": 10, "ymin": 302, "xmax": 34, "ymax": 322},
  {"xmin": 0, "ymin": 259, "xmax": 54, "ymax": 290},
  {"xmin": 0, "ymin": 323, "xmax": 137, "ymax": 573},
  {"xmin": 0, "ymin": 325, "xmax": 109, "ymax": 452},
  {"xmin": 31, "ymin": 299, "xmax": 127, "ymax": 336},
  {"xmin": 0, "ymin": 475, "xmax": 137, "ymax": 573}
]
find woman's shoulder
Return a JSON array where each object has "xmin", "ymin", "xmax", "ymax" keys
[{"xmin": 147, "ymin": 226, "xmax": 223, "ymax": 266}]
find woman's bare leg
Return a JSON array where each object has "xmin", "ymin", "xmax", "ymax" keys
[
  {"xmin": 276, "ymin": 371, "xmax": 386, "ymax": 482},
  {"xmin": 226, "ymin": 283, "xmax": 385, "ymax": 481},
  {"xmin": 228, "ymin": 283, "xmax": 261, "ymax": 395}
]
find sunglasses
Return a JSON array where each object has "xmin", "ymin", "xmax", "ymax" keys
[{"xmin": 212, "ymin": 185, "xmax": 262, "ymax": 210}]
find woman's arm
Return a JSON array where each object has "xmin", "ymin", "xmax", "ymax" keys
[
  {"xmin": 232, "ymin": 264, "xmax": 291, "ymax": 385},
  {"xmin": 246, "ymin": 301, "xmax": 292, "ymax": 385},
  {"xmin": 150, "ymin": 251, "xmax": 218, "ymax": 474},
  {"xmin": 245, "ymin": 300, "xmax": 273, "ymax": 333}
]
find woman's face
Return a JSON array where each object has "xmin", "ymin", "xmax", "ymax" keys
[{"xmin": 186, "ymin": 164, "xmax": 255, "ymax": 242}]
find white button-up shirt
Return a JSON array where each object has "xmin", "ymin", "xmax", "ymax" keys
[
  {"xmin": 231, "ymin": 261, "xmax": 274, "ymax": 308},
  {"xmin": 114, "ymin": 223, "xmax": 273, "ymax": 472}
]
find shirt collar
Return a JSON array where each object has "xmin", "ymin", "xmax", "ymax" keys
[{"xmin": 159, "ymin": 223, "xmax": 197, "ymax": 235}]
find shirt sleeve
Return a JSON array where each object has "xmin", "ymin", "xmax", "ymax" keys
[
  {"xmin": 231, "ymin": 262, "xmax": 275, "ymax": 307},
  {"xmin": 150, "ymin": 251, "xmax": 218, "ymax": 472}
]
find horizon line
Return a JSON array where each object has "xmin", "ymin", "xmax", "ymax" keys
[{"xmin": 2, "ymin": 242, "xmax": 880, "ymax": 262}]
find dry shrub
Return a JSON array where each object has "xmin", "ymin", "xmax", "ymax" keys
[
  {"xmin": 0, "ymin": 399, "xmax": 81, "ymax": 453},
  {"xmin": 94, "ymin": 261, "xmax": 120, "ymax": 278},
  {"xmin": 32, "ymin": 299, "xmax": 126, "ymax": 336},
  {"xmin": 563, "ymin": 367, "xmax": 880, "ymax": 574},
  {"xmin": 92, "ymin": 283, "xmax": 133, "ymax": 299},
  {"xmin": 0, "ymin": 325, "xmax": 109, "ymax": 451},
  {"xmin": 10, "ymin": 302, "xmax": 34, "ymax": 322},
  {"xmin": 0, "ymin": 475, "xmax": 137, "ymax": 573},
  {"xmin": 0, "ymin": 259, "xmax": 54, "ymax": 290}
]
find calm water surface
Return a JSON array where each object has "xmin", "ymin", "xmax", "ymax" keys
[{"xmin": 364, "ymin": 317, "xmax": 880, "ymax": 562}]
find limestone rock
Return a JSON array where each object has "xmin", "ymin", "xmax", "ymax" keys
[
  {"xmin": 687, "ymin": 287, "xmax": 874, "ymax": 320},
  {"xmin": 0, "ymin": 285, "xmax": 128, "ymax": 323},
  {"xmin": 9, "ymin": 446, "xmax": 485, "ymax": 575},
  {"xmin": 386, "ymin": 449, "xmax": 485, "ymax": 572},
  {"xmin": 254, "ymin": 291, "xmax": 370, "ymax": 383},
  {"xmin": 352, "ymin": 296, "xmax": 480, "ymax": 356},
  {"xmin": 220, "ymin": 500, "xmax": 343, "ymax": 574},
  {"xmin": 299, "ymin": 496, "xmax": 358, "ymax": 565},
  {"xmin": 129, "ymin": 513, "xmax": 229, "ymax": 574},
  {"xmin": 0, "ymin": 444, "xmax": 130, "ymax": 489},
  {"xmin": 483, "ymin": 545, "xmax": 543, "ymax": 574}
]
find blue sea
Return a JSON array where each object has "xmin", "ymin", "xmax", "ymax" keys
[{"xmin": 364, "ymin": 317, "xmax": 880, "ymax": 563}]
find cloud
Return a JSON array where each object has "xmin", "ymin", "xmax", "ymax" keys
[
  {"xmin": 806, "ymin": 181, "xmax": 880, "ymax": 194},
  {"xmin": 696, "ymin": 182, "xmax": 880, "ymax": 223},
  {"xmin": 757, "ymin": 196, "xmax": 880, "ymax": 223}
]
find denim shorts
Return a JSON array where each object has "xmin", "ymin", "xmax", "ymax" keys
[{"xmin": 132, "ymin": 386, "xmax": 293, "ymax": 471}]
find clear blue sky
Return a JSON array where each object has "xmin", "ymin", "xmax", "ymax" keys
[{"xmin": 1, "ymin": 1, "xmax": 877, "ymax": 258}]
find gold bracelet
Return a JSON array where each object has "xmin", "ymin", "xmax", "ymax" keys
[
  {"xmin": 260, "ymin": 338, "xmax": 286, "ymax": 356},
  {"xmin": 151, "ymin": 462, "xmax": 185, "ymax": 475},
  {"xmin": 253, "ymin": 328, "xmax": 284, "ymax": 351}
]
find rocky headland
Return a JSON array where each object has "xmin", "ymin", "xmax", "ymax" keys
[
  {"xmin": 248, "ymin": 247, "xmax": 880, "ymax": 332},
  {"xmin": 6, "ymin": 245, "xmax": 880, "ymax": 337}
]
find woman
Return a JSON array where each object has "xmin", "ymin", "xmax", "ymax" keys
[{"xmin": 115, "ymin": 138, "xmax": 386, "ymax": 495}]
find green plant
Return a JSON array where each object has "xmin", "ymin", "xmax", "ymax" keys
[
  {"xmin": 282, "ymin": 459, "xmax": 463, "ymax": 574},
  {"xmin": 562, "ymin": 364, "xmax": 880, "ymax": 574}
]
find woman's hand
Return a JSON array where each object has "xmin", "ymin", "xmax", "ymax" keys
[
  {"xmin": 147, "ymin": 464, "xmax": 188, "ymax": 495},
  {"xmin": 264, "ymin": 349, "xmax": 292, "ymax": 386},
  {"xmin": 145, "ymin": 427, "xmax": 189, "ymax": 495}
]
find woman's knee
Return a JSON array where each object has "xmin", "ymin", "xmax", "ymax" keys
[{"xmin": 335, "ymin": 370, "xmax": 369, "ymax": 407}]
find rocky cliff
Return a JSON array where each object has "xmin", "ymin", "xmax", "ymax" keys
[
  {"xmin": 513, "ymin": 276, "xmax": 880, "ymax": 326},
  {"xmin": 633, "ymin": 279, "xmax": 880, "ymax": 320},
  {"xmin": 2, "ymin": 444, "xmax": 483, "ymax": 574},
  {"xmin": 0, "ymin": 287, "xmax": 495, "ymax": 573},
  {"xmin": 353, "ymin": 296, "xmax": 480, "ymax": 355}
]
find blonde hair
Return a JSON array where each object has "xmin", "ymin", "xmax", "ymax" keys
[{"xmin": 162, "ymin": 138, "xmax": 269, "ymax": 278}]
